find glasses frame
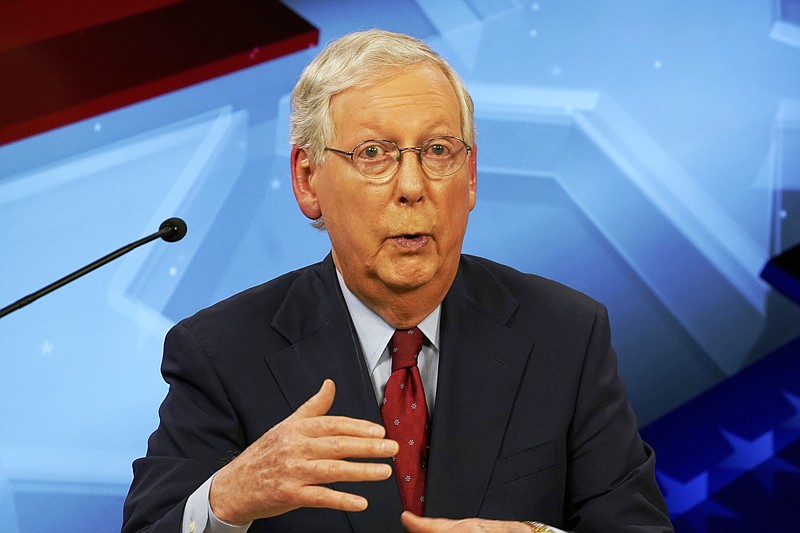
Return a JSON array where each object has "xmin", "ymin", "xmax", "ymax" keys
[{"xmin": 324, "ymin": 135, "xmax": 472, "ymax": 181}]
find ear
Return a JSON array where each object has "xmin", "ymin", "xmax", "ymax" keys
[
  {"xmin": 467, "ymin": 142, "xmax": 478, "ymax": 211},
  {"xmin": 291, "ymin": 145, "xmax": 322, "ymax": 220}
]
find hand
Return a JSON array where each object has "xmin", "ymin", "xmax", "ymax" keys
[
  {"xmin": 208, "ymin": 379, "xmax": 399, "ymax": 524},
  {"xmin": 401, "ymin": 512, "xmax": 536, "ymax": 533}
]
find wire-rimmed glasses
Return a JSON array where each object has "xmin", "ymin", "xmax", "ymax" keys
[{"xmin": 324, "ymin": 136, "xmax": 472, "ymax": 182}]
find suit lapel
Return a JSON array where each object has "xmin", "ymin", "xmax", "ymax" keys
[
  {"xmin": 425, "ymin": 258, "xmax": 535, "ymax": 519},
  {"xmin": 265, "ymin": 255, "xmax": 404, "ymax": 532}
]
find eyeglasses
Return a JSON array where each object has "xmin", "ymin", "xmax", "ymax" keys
[{"xmin": 324, "ymin": 136, "xmax": 472, "ymax": 182}]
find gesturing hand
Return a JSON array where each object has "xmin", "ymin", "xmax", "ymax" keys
[
  {"xmin": 208, "ymin": 379, "xmax": 399, "ymax": 525},
  {"xmin": 401, "ymin": 512, "xmax": 540, "ymax": 533}
]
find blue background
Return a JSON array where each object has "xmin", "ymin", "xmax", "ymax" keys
[{"xmin": 1, "ymin": 1, "xmax": 799, "ymax": 531}]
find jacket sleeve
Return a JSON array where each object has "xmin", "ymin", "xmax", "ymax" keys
[
  {"xmin": 122, "ymin": 322, "xmax": 248, "ymax": 533},
  {"xmin": 564, "ymin": 302, "xmax": 673, "ymax": 532}
]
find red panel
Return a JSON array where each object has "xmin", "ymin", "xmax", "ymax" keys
[
  {"xmin": 0, "ymin": 0, "xmax": 318, "ymax": 146},
  {"xmin": 0, "ymin": 0, "xmax": 183, "ymax": 51}
]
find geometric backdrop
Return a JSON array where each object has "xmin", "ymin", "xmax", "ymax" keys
[{"xmin": 1, "ymin": 1, "xmax": 798, "ymax": 531}]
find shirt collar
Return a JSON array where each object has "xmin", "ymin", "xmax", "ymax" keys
[{"xmin": 336, "ymin": 269, "xmax": 440, "ymax": 371}]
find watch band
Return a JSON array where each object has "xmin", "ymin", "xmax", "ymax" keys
[{"xmin": 522, "ymin": 521, "xmax": 555, "ymax": 533}]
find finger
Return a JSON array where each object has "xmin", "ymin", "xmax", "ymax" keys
[
  {"xmin": 294, "ymin": 484, "xmax": 370, "ymax": 513},
  {"xmin": 401, "ymin": 511, "xmax": 452, "ymax": 532},
  {"xmin": 300, "ymin": 459, "xmax": 393, "ymax": 484},
  {"xmin": 301, "ymin": 434, "xmax": 398, "ymax": 460},
  {"xmin": 293, "ymin": 379, "xmax": 336, "ymax": 419},
  {"xmin": 302, "ymin": 415, "xmax": 388, "ymax": 439}
]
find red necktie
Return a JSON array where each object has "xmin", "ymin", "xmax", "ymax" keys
[{"xmin": 381, "ymin": 327, "xmax": 429, "ymax": 515}]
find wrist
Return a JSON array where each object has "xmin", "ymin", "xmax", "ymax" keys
[{"xmin": 209, "ymin": 472, "xmax": 250, "ymax": 526}]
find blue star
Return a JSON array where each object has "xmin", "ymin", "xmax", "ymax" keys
[
  {"xmin": 680, "ymin": 499, "xmax": 738, "ymax": 533},
  {"xmin": 656, "ymin": 471, "xmax": 709, "ymax": 515},
  {"xmin": 781, "ymin": 391, "xmax": 800, "ymax": 430},
  {"xmin": 752, "ymin": 456, "xmax": 800, "ymax": 494},
  {"xmin": 718, "ymin": 429, "xmax": 774, "ymax": 471}
]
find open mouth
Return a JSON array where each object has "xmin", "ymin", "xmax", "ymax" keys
[{"xmin": 392, "ymin": 233, "xmax": 429, "ymax": 248}]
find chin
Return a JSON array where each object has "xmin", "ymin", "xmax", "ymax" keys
[{"xmin": 379, "ymin": 263, "xmax": 438, "ymax": 292}]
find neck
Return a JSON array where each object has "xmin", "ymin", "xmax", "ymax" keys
[{"xmin": 339, "ymin": 272, "xmax": 455, "ymax": 330}]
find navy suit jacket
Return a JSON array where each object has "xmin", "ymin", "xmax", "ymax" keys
[{"xmin": 122, "ymin": 254, "xmax": 672, "ymax": 532}]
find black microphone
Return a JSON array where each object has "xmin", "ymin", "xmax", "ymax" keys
[{"xmin": 0, "ymin": 217, "xmax": 187, "ymax": 319}]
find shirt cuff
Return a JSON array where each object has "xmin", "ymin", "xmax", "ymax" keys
[{"xmin": 183, "ymin": 475, "xmax": 253, "ymax": 533}]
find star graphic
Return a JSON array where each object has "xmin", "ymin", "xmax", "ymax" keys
[
  {"xmin": 679, "ymin": 499, "xmax": 738, "ymax": 533},
  {"xmin": 718, "ymin": 429, "xmax": 774, "ymax": 471},
  {"xmin": 751, "ymin": 456, "xmax": 800, "ymax": 494},
  {"xmin": 781, "ymin": 391, "xmax": 800, "ymax": 430},
  {"xmin": 656, "ymin": 471, "xmax": 709, "ymax": 515},
  {"xmin": 41, "ymin": 339, "xmax": 54, "ymax": 355}
]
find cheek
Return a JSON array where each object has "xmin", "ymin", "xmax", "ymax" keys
[{"xmin": 323, "ymin": 189, "xmax": 388, "ymax": 246}]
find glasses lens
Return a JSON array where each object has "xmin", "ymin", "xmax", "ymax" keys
[
  {"xmin": 352, "ymin": 140, "xmax": 399, "ymax": 179},
  {"xmin": 421, "ymin": 136, "xmax": 468, "ymax": 176}
]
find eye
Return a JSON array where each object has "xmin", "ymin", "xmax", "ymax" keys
[
  {"xmin": 424, "ymin": 138, "xmax": 457, "ymax": 158},
  {"xmin": 428, "ymin": 143, "xmax": 449, "ymax": 157},
  {"xmin": 355, "ymin": 141, "xmax": 395, "ymax": 161},
  {"xmin": 362, "ymin": 144, "xmax": 383, "ymax": 159}
]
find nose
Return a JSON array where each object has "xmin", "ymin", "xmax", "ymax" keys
[{"xmin": 395, "ymin": 148, "xmax": 426, "ymax": 204}]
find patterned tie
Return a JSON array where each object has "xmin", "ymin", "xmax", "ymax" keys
[{"xmin": 381, "ymin": 327, "xmax": 429, "ymax": 515}]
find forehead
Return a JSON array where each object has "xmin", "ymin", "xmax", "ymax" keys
[{"xmin": 329, "ymin": 63, "xmax": 461, "ymax": 142}]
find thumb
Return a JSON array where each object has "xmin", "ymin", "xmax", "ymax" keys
[
  {"xmin": 401, "ymin": 511, "xmax": 447, "ymax": 532},
  {"xmin": 292, "ymin": 378, "xmax": 336, "ymax": 419}
]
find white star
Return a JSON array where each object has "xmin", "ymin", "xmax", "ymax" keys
[
  {"xmin": 41, "ymin": 340, "xmax": 54, "ymax": 355},
  {"xmin": 270, "ymin": 178, "xmax": 281, "ymax": 190}
]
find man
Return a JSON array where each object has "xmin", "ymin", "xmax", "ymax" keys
[{"xmin": 122, "ymin": 30, "xmax": 673, "ymax": 532}]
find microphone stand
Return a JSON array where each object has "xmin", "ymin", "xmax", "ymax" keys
[{"xmin": 0, "ymin": 217, "xmax": 187, "ymax": 319}]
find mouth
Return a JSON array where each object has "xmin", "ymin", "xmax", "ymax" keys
[{"xmin": 389, "ymin": 233, "xmax": 430, "ymax": 249}]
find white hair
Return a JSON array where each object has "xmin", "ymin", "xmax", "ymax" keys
[{"xmin": 290, "ymin": 29, "xmax": 475, "ymax": 165}]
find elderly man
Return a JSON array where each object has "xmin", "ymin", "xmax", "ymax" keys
[{"xmin": 122, "ymin": 30, "xmax": 673, "ymax": 533}]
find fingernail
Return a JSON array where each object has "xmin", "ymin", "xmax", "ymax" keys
[{"xmin": 352, "ymin": 497, "xmax": 368, "ymax": 511}]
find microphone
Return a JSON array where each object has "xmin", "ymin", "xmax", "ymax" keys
[{"xmin": 0, "ymin": 217, "xmax": 187, "ymax": 319}]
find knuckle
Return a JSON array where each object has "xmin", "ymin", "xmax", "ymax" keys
[
  {"xmin": 331, "ymin": 435, "xmax": 346, "ymax": 455},
  {"xmin": 313, "ymin": 488, "xmax": 327, "ymax": 507},
  {"xmin": 325, "ymin": 461, "xmax": 341, "ymax": 479},
  {"xmin": 321, "ymin": 416, "xmax": 338, "ymax": 434}
]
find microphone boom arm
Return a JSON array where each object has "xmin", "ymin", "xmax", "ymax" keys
[{"xmin": 0, "ymin": 217, "xmax": 186, "ymax": 319}]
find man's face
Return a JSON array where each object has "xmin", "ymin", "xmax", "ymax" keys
[{"xmin": 295, "ymin": 62, "xmax": 476, "ymax": 310}]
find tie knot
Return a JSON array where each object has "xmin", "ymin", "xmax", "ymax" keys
[{"xmin": 391, "ymin": 327, "xmax": 424, "ymax": 371}]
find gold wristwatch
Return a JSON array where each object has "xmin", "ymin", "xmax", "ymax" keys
[{"xmin": 522, "ymin": 521, "xmax": 555, "ymax": 533}]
